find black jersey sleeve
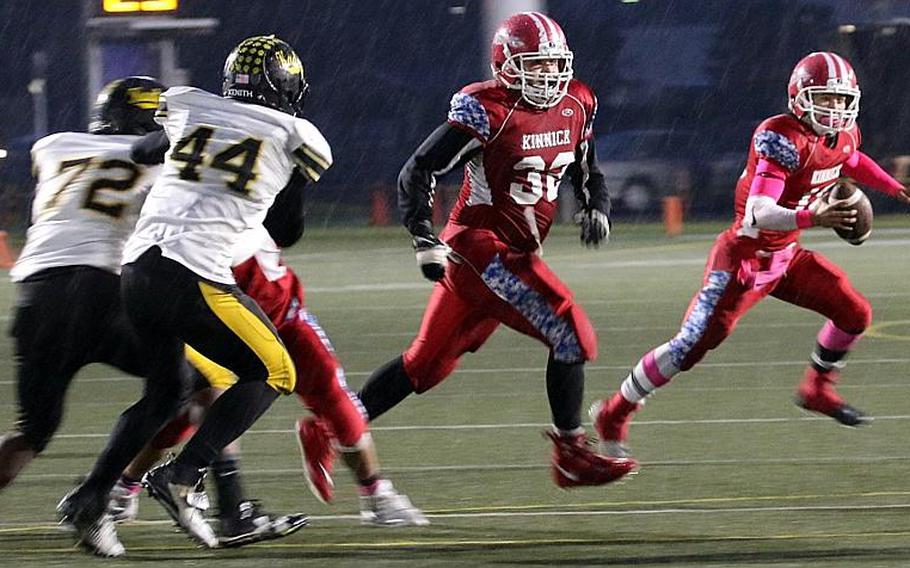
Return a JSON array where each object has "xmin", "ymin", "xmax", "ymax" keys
[
  {"xmin": 398, "ymin": 122, "xmax": 480, "ymax": 236},
  {"xmin": 130, "ymin": 130, "xmax": 170, "ymax": 165},
  {"xmin": 263, "ymin": 168, "xmax": 308, "ymax": 247},
  {"xmin": 566, "ymin": 138, "xmax": 611, "ymax": 216}
]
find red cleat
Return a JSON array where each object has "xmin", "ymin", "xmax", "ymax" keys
[
  {"xmin": 296, "ymin": 417, "xmax": 337, "ymax": 503},
  {"xmin": 591, "ymin": 393, "xmax": 641, "ymax": 458},
  {"xmin": 545, "ymin": 430, "xmax": 637, "ymax": 488},
  {"xmin": 795, "ymin": 368, "xmax": 871, "ymax": 427}
]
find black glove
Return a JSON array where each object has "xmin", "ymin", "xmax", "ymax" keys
[
  {"xmin": 410, "ymin": 222, "xmax": 450, "ymax": 282},
  {"xmin": 576, "ymin": 208, "xmax": 611, "ymax": 248}
]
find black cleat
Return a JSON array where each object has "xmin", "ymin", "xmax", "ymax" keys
[
  {"xmin": 795, "ymin": 396, "xmax": 873, "ymax": 428},
  {"xmin": 219, "ymin": 500, "xmax": 308, "ymax": 548},
  {"xmin": 142, "ymin": 461, "xmax": 218, "ymax": 548}
]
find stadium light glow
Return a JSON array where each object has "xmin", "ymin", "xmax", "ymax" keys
[
  {"xmin": 839, "ymin": 24, "xmax": 857, "ymax": 34},
  {"xmin": 0, "ymin": 149, "xmax": 7, "ymax": 160},
  {"xmin": 103, "ymin": 0, "xmax": 178, "ymax": 13}
]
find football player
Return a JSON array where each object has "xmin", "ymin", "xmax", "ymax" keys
[
  {"xmin": 0, "ymin": 77, "xmax": 196, "ymax": 556},
  {"xmin": 303, "ymin": 12, "xmax": 636, "ymax": 490},
  {"xmin": 57, "ymin": 36, "xmax": 330, "ymax": 554},
  {"xmin": 591, "ymin": 52, "xmax": 910, "ymax": 462},
  {"xmin": 107, "ymin": 225, "xmax": 427, "ymax": 533}
]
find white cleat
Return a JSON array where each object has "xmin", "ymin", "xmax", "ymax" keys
[
  {"xmin": 360, "ymin": 479, "xmax": 429, "ymax": 527},
  {"xmin": 78, "ymin": 513, "xmax": 126, "ymax": 557},
  {"xmin": 143, "ymin": 462, "xmax": 218, "ymax": 548}
]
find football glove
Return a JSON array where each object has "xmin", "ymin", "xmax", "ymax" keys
[
  {"xmin": 577, "ymin": 208, "xmax": 611, "ymax": 248},
  {"xmin": 411, "ymin": 231, "xmax": 451, "ymax": 282}
]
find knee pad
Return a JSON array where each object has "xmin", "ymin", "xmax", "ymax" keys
[{"xmin": 403, "ymin": 349, "xmax": 458, "ymax": 394}]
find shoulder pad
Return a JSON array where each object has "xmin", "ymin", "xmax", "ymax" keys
[
  {"xmin": 753, "ymin": 120, "xmax": 801, "ymax": 172},
  {"xmin": 448, "ymin": 90, "xmax": 492, "ymax": 142},
  {"xmin": 291, "ymin": 119, "xmax": 333, "ymax": 182},
  {"xmin": 566, "ymin": 79, "xmax": 598, "ymax": 137},
  {"xmin": 31, "ymin": 132, "xmax": 69, "ymax": 156}
]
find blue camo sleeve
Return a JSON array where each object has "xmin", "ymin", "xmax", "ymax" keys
[
  {"xmin": 447, "ymin": 92, "xmax": 490, "ymax": 143},
  {"xmin": 753, "ymin": 130, "xmax": 800, "ymax": 172}
]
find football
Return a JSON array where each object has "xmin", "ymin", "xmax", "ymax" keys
[{"xmin": 827, "ymin": 180, "xmax": 873, "ymax": 245}]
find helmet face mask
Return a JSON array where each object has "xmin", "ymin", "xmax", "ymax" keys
[
  {"xmin": 222, "ymin": 35, "xmax": 309, "ymax": 116},
  {"xmin": 491, "ymin": 12, "xmax": 574, "ymax": 109},
  {"xmin": 88, "ymin": 76, "xmax": 164, "ymax": 135},
  {"xmin": 788, "ymin": 52, "xmax": 861, "ymax": 136},
  {"xmin": 792, "ymin": 87, "xmax": 860, "ymax": 135}
]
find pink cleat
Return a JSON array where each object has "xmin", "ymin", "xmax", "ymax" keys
[{"xmin": 296, "ymin": 417, "xmax": 337, "ymax": 503}]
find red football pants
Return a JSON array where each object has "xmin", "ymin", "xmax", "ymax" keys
[
  {"xmin": 403, "ymin": 229, "xmax": 598, "ymax": 393},
  {"xmin": 280, "ymin": 310, "xmax": 367, "ymax": 447},
  {"xmin": 674, "ymin": 240, "xmax": 871, "ymax": 372}
]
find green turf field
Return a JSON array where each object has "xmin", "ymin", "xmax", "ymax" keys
[{"xmin": 1, "ymin": 220, "xmax": 909, "ymax": 567}]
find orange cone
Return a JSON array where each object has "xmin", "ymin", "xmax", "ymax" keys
[
  {"xmin": 0, "ymin": 231, "xmax": 16, "ymax": 268},
  {"xmin": 662, "ymin": 196, "xmax": 684, "ymax": 237},
  {"xmin": 369, "ymin": 190, "xmax": 390, "ymax": 226}
]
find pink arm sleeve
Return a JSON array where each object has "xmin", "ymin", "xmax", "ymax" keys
[
  {"xmin": 747, "ymin": 158, "xmax": 814, "ymax": 229},
  {"xmin": 749, "ymin": 158, "xmax": 787, "ymax": 200},
  {"xmin": 842, "ymin": 151, "xmax": 904, "ymax": 197}
]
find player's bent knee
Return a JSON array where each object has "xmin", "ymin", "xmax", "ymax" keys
[
  {"xmin": 403, "ymin": 352, "xmax": 457, "ymax": 394},
  {"xmin": 843, "ymin": 298, "xmax": 872, "ymax": 333},
  {"xmin": 265, "ymin": 347, "xmax": 297, "ymax": 394}
]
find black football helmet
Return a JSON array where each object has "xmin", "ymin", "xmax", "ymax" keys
[
  {"xmin": 222, "ymin": 35, "xmax": 309, "ymax": 116},
  {"xmin": 88, "ymin": 76, "xmax": 164, "ymax": 135}
]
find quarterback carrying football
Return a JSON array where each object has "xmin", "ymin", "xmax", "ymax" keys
[{"xmin": 591, "ymin": 52, "xmax": 910, "ymax": 463}]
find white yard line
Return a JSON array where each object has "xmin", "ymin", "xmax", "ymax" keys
[
  {"xmin": 2, "ymin": 356, "xmax": 908, "ymax": 386},
  {"xmin": 3, "ymin": 503, "xmax": 910, "ymax": 531},
  {"xmin": 40, "ymin": 414, "xmax": 910, "ymax": 441}
]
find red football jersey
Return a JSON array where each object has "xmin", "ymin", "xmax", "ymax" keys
[
  {"xmin": 441, "ymin": 79, "xmax": 597, "ymax": 252},
  {"xmin": 231, "ymin": 227, "xmax": 304, "ymax": 327},
  {"xmin": 731, "ymin": 113, "xmax": 861, "ymax": 251}
]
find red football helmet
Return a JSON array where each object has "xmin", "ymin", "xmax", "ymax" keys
[
  {"xmin": 491, "ymin": 12, "xmax": 574, "ymax": 108},
  {"xmin": 788, "ymin": 51, "xmax": 861, "ymax": 135}
]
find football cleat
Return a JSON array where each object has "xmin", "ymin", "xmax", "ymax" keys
[
  {"xmin": 58, "ymin": 488, "xmax": 125, "ymax": 557},
  {"xmin": 296, "ymin": 416, "xmax": 336, "ymax": 504},
  {"xmin": 590, "ymin": 393, "xmax": 641, "ymax": 458},
  {"xmin": 796, "ymin": 368, "xmax": 871, "ymax": 427},
  {"xmin": 107, "ymin": 477, "xmax": 141, "ymax": 523},
  {"xmin": 142, "ymin": 461, "xmax": 218, "ymax": 548},
  {"xmin": 545, "ymin": 429, "xmax": 637, "ymax": 488},
  {"xmin": 360, "ymin": 479, "xmax": 429, "ymax": 527},
  {"xmin": 219, "ymin": 500, "xmax": 308, "ymax": 548}
]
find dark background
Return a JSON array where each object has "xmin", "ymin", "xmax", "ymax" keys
[{"xmin": 2, "ymin": 0, "xmax": 910, "ymax": 228}]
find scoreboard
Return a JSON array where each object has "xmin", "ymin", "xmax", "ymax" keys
[{"xmin": 102, "ymin": 0, "xmax": 178, "ymax": 13}]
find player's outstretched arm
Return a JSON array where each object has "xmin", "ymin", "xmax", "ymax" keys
[
  {"xmin": 130, "ymin": 130, "xmax": 170, "ymax": 165},
  {"xmin": 841, "ymin": 151, "xmax": 910, "ymax": 204},
  {"xmin": 264, "ymin": 169, "xmax": 308, "ymax": 247},
  {"xmin": 398, "ymin": 123, "xmax": 479, "ymax": 281},
  {"xmin": 568, "ymin": 140, "xmax": 611, "ymax": 247}
]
